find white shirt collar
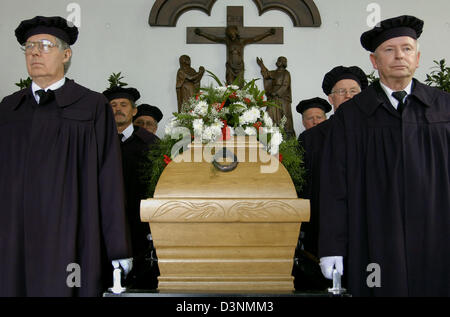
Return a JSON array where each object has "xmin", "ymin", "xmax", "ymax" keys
[
  {"xmin": 32, "ymin": 77, "xmax": 66, "ymax": 103},
  {"xmin": 120, "ymin": 123, "xmax": 134, "ymax": 142},
  {"xmin": 379, "ymin": 80, "xmax": 413, "ymax": 110}
]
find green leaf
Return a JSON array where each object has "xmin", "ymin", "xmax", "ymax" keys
[
  {"xmin": 425, "ymin": 58, "xmax": 450, "ymax": 92},
  {"xmin": 15, "ymin": 77, "xmax": 32, "ymax": 90},
  {"xmin": 206, "ymin": 70, "xmax": 224, "ymax": 87},
  {"xmin": 107, "ymin": 72, "xmax": 128, "ymax": 88}
]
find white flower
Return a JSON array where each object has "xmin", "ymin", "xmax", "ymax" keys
[
  {"xmin": 202, "ymin": 126, "xmax": 220, "ymax": 143},
  {"xmin": 244, "ymin": 126, "xmax": 257, "ymax": 136},
  {"xmin": 215, "ymin": 86, "xmax": 228, "ymax": 93},
  {"xmin": 193, "ymin": 118, "xmax": 204, "ymax": 135},
  {"xmin": 228, "ymin": 85, "xmax": 239, "ymax": 90},
  {"xmin": 269, "ymin": 130, "xmax": 283, "ymax": 155},
  {"xmin": 211, "ymin": 122, "xmax": 223, "ymax": 139},
  {"xmin": 194, "ymin": 101, "xmax": 209, "ymax": 116},
  {"xmin": 239, "ymin": 107, "xmax": 260, "ymax": 125},
  {"xmin": 263, "ymin": 111, "xmax": 273, "ymax": 128},
  {"xmin": 164, "ymin": 117, "xmax": 179, "ymax": 135}
]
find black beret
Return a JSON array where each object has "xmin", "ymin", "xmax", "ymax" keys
[
  {"xmin": 15, "ymin": 16, "xmax": 78, "ymax": 45},
  {"xmin": 360, "ymin": 15, "xmax": 423, "ymax": 52},
  {"xmin": 102, "ymin": 86, "xmax": 141, "ymax": 103},
  {"xmin": 133, "ymin": 104, "xmax": 163, "ymax": 123},
  {"xmin": 296, "ymin": 97, "xmax": 332, "ymax": 114},
  {"xmin": 322, "ymin": 66, "xmax": 368, "ymax": 95}
]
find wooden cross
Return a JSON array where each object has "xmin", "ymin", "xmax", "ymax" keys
[{"xmin": 186, "ymin": 6, "xmax": 283, "ymax": 84}]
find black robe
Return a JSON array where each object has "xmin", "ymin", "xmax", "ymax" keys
[
  {"xmin": 120, "ymin": 126, "xmax": 158, "ymax": 257},
  {"xmin": 0, "ymin": 79, "xmax": 132, "ymax": 296},
  {"xmin": 319, "ymin": 79, "xmax": 450, "ymax": 296},
  {"xmin": 298, "ymin": 118, "xmax": 332, "ymax": 256}
]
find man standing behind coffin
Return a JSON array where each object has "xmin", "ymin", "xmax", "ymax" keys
[
  {"xmin": 323, "ymin": 66, "xmax": 368, "ymax": 112},
  {"xmin": 296, "ymin": 98, "xmax": 332, "ymax": 251},
  {"xmin": 133, "ymin": 103, "xmax": 163, "ymax": 136},
  {"xmin": 0, "ymin": 16, "xmax": 132, "ymax": 296},
  {"xmin": 293, "ymin": 97, "xmax": 332, "ymax": 291},
  {"xmin": 318, "ymin": 15, "xmax": 450, "ymax": 296},
  {"xmin": 103, "ymin": 83, "xmax": 159, "ymax": 287},
  {"xmin": 294, "ymin": 67, "xmax": 367, "ymax": 290}
]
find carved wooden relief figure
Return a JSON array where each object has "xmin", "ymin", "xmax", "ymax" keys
[
  {"xmin": 176, "ymin": 55, "xmax": 205, "ymax": 112},
  {"xmin": 257, "ymin": 56, "xmax": 295, "ymax": 137}
]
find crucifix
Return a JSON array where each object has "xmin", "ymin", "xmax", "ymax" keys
[{"xmin": 187, "ymin": 6, "xmax": 283, "ymax": 85}]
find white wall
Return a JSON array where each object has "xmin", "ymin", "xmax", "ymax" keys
[{"xmin": 1, "ymin": 0, "xmax": 449, "ymax": 137}]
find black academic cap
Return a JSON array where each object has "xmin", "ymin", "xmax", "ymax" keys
[
  {"xmin": 15, "ymin": 16, "xmax": 78, "ymax": 45},
  {"xmin": 322, "ymin": 66, "xmax": 369, "ymax": 95},
  {"xmin": 133, "ymin": 104, "xmax": 163, "ymax": 122},
  {"xmin": 102, "ymin": 86, "xmax": 141, "ymax": 103},
  {"xmin": 360, "ymin": 15, "xmax": 424, "ymax": 52},
  {"xmin": 296, "ymin": 97, "xmax": 332, "ymax": 114}
]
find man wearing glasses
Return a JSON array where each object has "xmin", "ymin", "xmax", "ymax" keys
[
  {"xmin": 294, "ymin": 67, "xmax": 367, "ymax": 291},
  {"xmin": 0, "ymin": 16, "xmax": 132, "ymax": 296},
  {"xmin": 322, "ymin": 65, "xmax": 368, "ymax": 112},
  {"xmin": 133, "ymin": 103, "xmax": 163, "ymax": 136}
]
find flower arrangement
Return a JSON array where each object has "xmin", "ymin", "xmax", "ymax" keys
[
  {"xmin": 165, "ymin": 71, "xmax": 283, "ymax": 154},
  {"xmin": 142, "ymin": 71, "xmax": 305, "ymax": 197}
]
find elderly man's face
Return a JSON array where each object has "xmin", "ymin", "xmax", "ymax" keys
[
  {"xmin": 25, "ymin": 34, "xmax": 70, "ymax": 85},
  {"xmin": 110, "ymin": 98, "xmax": 137, "ymax": 129},
  {"xmin": 134, "ymin": 115, "xmax": 158, "ymax": 134},
  {"xmin": 370, "ymin": 36, "xmax": 420, "ymax": 85},
  {"xmin": 328, "ymin": 79, "xmax": 361, "ymax": 111},
  {"xmin": 302, "ymin": 107, "xmax": 326, "ymax": 130}
]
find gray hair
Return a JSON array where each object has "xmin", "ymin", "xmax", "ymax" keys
[{"xmin": 55, "ymin": 37, "xmax": 72, "ymax": 74}]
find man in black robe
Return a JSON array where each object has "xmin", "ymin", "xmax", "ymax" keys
[
  {"xmin": 299, "ymin": 67, "xmax": 368, "ymax": 253},
  {"xmin": 296, "ymin": 98, "xmax": 332, "ymax": 251},
  {"xmin": 318, "ymin": 15, "xmax": 450, "ymax": 296},
  {"xmin": 294, "ymin": 68, "xmax": 367, "ymax": 291},
  {"xmin": 133, "ymin": 103, "xmax": 163, "ymax": 136},
  {"xmin": 0, "ymin": 16, "xmax": 132, "ymax": 296},
  {"xmin": 293, "ymin": 98, "xmax": 332, "ymax": 291},
  {"xmin": 103, "ymin": 86, "xmax": 159, "ymax": 288}
]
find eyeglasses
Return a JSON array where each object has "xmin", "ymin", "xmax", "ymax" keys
[
  {"xmin": 21, "ymin": 39, "xmax": 59, "ymax": 54},
  {"xmin": 331, "ymin": 88, "xmax": 361, "ymax": 96},
  {"xmin": 134, "ymin": 119, "xmax": 157, "ymax": 128}
]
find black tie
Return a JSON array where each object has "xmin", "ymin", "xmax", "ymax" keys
[
  {"xmin": 36, "ymin": 89, "xmax": 54, "ymax": 105},
  {"xmin": 118, "ymin": 133, "xmax": 124, "ymax": 143},
  {"xmin": 392, "ymin": 91, "xmax": 408, "ymax": 114}
]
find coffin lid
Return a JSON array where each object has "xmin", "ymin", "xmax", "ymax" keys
[{"xmin": 153, "ymin": 136, "xmax": 297, "ymax": 199}]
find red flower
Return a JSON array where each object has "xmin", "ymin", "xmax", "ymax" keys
[
  {"xmin": 278, "ymin": 154, "xmax": 283, "ymax": 162},
  {"xmin": 163, "ymin": 155, "xmax": 172, "ymax": 165},
  {"xmin": 218, "ymin": 100, "xmax": 226, "ymax": 111},
  {"xmin": 244, "ymin": 97, "xmax": 252, "ymax": 104},
  {"xmin": 220, "ymin": 121, "xmax": 230, "ymax": 141},
  {"xmin": 229, "ymin": 92, "xmax": 237, "ymax": 99},
  {"xmin": 253, "ymin": 121, "xmax": 262, "ymax": 129}
]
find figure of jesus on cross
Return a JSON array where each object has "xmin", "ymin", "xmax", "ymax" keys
[
  {"xmin": 195, "ymin": 25, "xmax": 275, "ymax": 85},
  {"xmin": 188, "ymin": 6, "xmax": 283, "ymax": 86}
]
